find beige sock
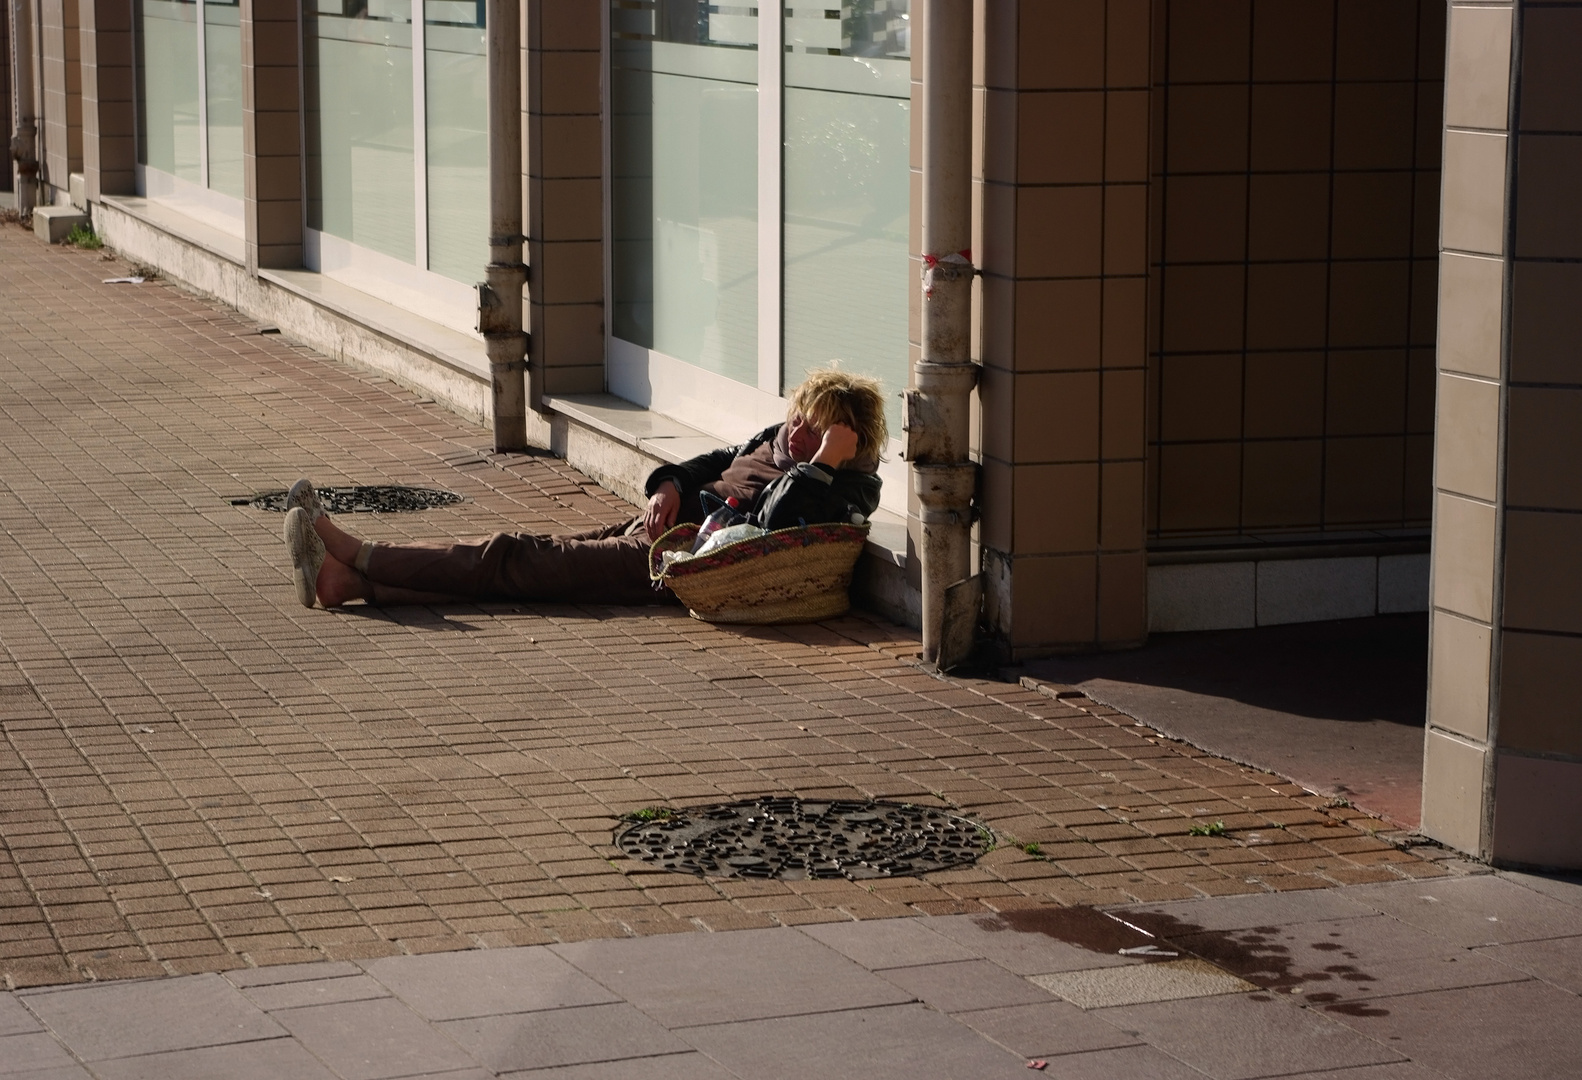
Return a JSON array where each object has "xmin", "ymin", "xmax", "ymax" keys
[{"xmin": 354, "ymin": 540, "xmax": 375, "ymax": 574}]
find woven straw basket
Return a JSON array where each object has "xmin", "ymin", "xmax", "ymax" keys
[{"xmin": 649, "ymin": 521, "xmax": 870, "ymax": 624}]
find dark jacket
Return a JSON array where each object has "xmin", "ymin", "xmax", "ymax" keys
[{"xmin": 644, "ymin": 424, "xmax": 882, "ymax": 531}]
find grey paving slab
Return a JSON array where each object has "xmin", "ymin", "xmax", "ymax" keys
[
  {"xmin": 1172, "ymin": 915, "xmax": 1528, "ymax": 1003},
  {"xmin": 1100, "ymin": 992, "xmax": 1405, "ymax": 1080},
  {"xmin": 1498, "ymin": 871, "xmax": 1582, "ymax": 911},
  {"xmin": 20, "ymin": 975, "xmax": 283, "ymax": 1061},
  {"xmin": 1340, "ymin": 876, "xmax": 1582, "ymax": 948},
  {"xmin": 797, "ymin": 918, "xmax": 978, "ymax": 970},
  {"xmin": 0, "ymin": 1032, "xmax": 77, "ymax": 1075},
  {"xmin": 678, "ymin": 1002, "xmax": 1028, "ymax": 1080},
  {"xmin": 1476, "ymin": 934, "xmax": 1582, "ymax": 994},
  {"xmin": 226, "ymin": 963, "xmax": 365, "ymax": 989},
  {"xmin": 1280, "ymin": 1066, "xmax": 1446, "ymax": 1080},
  {"xmin": 1007, "ymin": 1044, "xmax": 1213, "ymax": 1080},
  {"xmin": 1033, "ymin": 959, "xmax": 1256, "ymax": 1009},
  {"xmin": 1321, "ymin": 977, "xmax": 1582, "ymax": 1080},
  {"xmin": 0, "ymin": 996, "xmax": 42, "ymax": 1037},
  {"xmin": 364, "ymin": 946, "xmax": 619, "ymax": 1022},
  {"xmin": 271, "ymin": 997, "xmax": 479, "ymax": 1080},
  {"xmin": 921, "ymin": 913, "xmax": 1144, "ymax": 976},
  {"xmin": 551, "ymin": 927, "xmax": 911, "ymax": 1028},
  {"xmin": 89, "ymin": 1038, "xmax": 339, "ymax": 1080},
  {"xmin": 877, "ymin": 960, "xmax": 1055, "ymax": 1013},
  {"xmin": 950, "ymin": 1000, "xmax": 1142, "ymax": 1058},
  {"xmin": 238, "ymin": 974, "xmax": 392, "ymax": 1012},
  {"xmin": 497, "ymin": 1054, "xmax": 740, "ymax": 1080},
  {"xmin": 1123, "ymin": 889, "xmax": 1380, "ymax": 936},
  {"xmin": 0, "ymin": 1069, "xmax": 93, "ymax": 1080},
  {"xmin": 438, "ymin": 1002, "xmax": 690, "ymax": 1073}
]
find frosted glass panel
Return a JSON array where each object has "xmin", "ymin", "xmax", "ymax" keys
[
  {"xmin": 204, "ymin": 0, "xmax": 243, "ymax": 198},
  {"xmin": 783, "ymin": 2, "xmax": 910, "ymax": 433},
  {"xmin": 136, "ymin": 0, "xmax": 201, "ymax": 182},
  {"xmin": 305, "ymin": 4, "xmax": 417, "ymax": 264},
  {"xmin": 425, "ymin": 2, "xmax": 488, "ymax": 283},
  {"xmin": 611, "ymin": 2, "xmax": 759, "ymax": 387}
]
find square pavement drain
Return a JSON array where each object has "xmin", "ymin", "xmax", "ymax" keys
[{"xmin": 1030, "ymin": 959, "xmax": 1256, "ymax": 1009}]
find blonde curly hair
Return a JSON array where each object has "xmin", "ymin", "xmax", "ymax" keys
[{"xmin": 787, "ymin": 366, "xmax": 889, "ymax": 463}]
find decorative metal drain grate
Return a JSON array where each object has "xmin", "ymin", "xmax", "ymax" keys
[
  {"xmin": 245, "ymin": 485, "xmax": 463, "ymax": 514},
  {"xmin": 615, "ymin": 796, "xmax": 990, "ymax": 881}
]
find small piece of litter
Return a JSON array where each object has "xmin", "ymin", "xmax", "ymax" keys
[
  {"xmin": 136, "ymin": 726, "xmax": 154, "ymax": 734},
  {"xmin": 254, "ymin": 890, "xmax": 272, "ymax": 900},
  {"xmin": 1119, "ymin": 944, "xmax": 1179, "ymax": 957},
  {"xmin": 328, "ymin": 875, "xmax": 354, "ymax": 883},
  {"xmin": 529, "ymin": 637, "xmax": 536, "ymax": 644},
  {"xmin": 1026, "ymin": 1062, "xmax": 1047, "ymax": 1071},
  {"xmin": 103, "ymin": 276, "xmax": 144, "ymax": 284},
  {"xmin": 1487, "ymin": 916, "xmax": 1499, "ymax": 922},
  {"xmin": 1290, "ymin": 986, "xmax": 1303, "ymax": 994}
]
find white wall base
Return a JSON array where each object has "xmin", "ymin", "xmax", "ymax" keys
[{"xmin": 1149, "ymin": 552, "xmax": 1430, "ymax": 632}]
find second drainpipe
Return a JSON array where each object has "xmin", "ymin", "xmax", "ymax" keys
[
  {"xmin": 905, "ymin": 0, "xmax": 977, "ymax": 666},
  {"xmin": 9, "ymin": 0, "xmax": 38, "ymax": 218},
  {"xmin": 481, "ymin": 0, "xmax": 528, "ymax": 452}
]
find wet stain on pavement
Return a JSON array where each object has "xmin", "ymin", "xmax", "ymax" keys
[{"xmin": 976, "ymin": 907, "xmax": 1391, "ymax": 1017}]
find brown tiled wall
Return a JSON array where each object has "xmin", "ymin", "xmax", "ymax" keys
[
  {"xmin": 526, "ymin": 0, "xmax": 604, "ymax": 404},
  {"xmin": 241, "ymin": 0, "xmax": 303, "ymax": 271},
  {"xmin": 79, "ymin": 1, "xmax": 136, "ymax": 202},
  {"xmin": 39, "ymin": 0, "xmax": 82, "ymax": 195},
  {"xmin": 1146, "ymin": 0, "xmax": 1444, "ymax": 540},
  {"xmin": 975, "ymin": 0, "xmax": 1152, "ymax": 654}
]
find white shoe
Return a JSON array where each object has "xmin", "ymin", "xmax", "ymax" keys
[
  {"xmin": 286, "ymin": 478, "xmax": 326, "ymax": 522},
  {"xmin": 284, "ymin": 506, "xmax": 325, "ymax": 608}
]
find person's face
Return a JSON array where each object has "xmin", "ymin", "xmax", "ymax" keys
[{"xmin": 786, "ymin": 414, "xmax": 823, "ymax": 463}]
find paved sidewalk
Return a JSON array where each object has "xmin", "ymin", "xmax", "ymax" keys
[
  {"xmin": 0, "ymin": 224, "xmax": 1470, "ymax": 989},
  {"xmin": 3, "ymin": 223, "xmax": 1577, "ymax": 1076},
  {"xmin": 3, "ymin": 871, "xmax": 1580, "ymax": 1079}
]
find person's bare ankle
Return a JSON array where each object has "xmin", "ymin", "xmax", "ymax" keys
[
  {"xmin": 315, "ymin": 556, "xmax": 369, "ymax": 607},
  {"xmin": 313, "ymin": 514, "xmax": 363, "ymax": 567}
]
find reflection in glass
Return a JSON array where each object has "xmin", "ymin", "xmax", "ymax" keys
[
  {"xmin": 425, "ymin": 0, "xmax": 488, "ymax": 283},
  {"xmin": 305, "ymin": 0, "xmax": 417, "ymax": 263},
  {"xmin": 611, "ymin": 0, "xmax": 759, "ymax": 387},
  {"xmin": 136, "ymin": 0, "xmax": 202, "ymax": 182},
  {"xmin": 783, "ymin": 2, "xmax": 910, "ymax": 434},
  {"xmin": 204, "ymin": 0, "xmax": 244, "ymax": 198}
]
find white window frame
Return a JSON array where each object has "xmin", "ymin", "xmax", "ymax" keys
[
  {"xmin": 601, "ymin": 5, "xmax": 909, "ymax": 516},
  {"xmin": 132, "ymin": 0, "xmax": 245, "ymax": 236},
  {"xmin": 300, "ymin": 0, "xmax": 481, "ymax": 339}
]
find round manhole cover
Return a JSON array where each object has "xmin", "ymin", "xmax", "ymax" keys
[
  {"xmin": 245, "ymin": 485, "xmax": 463, "ymax": 513},
  {"xmin": 615, "ymin": 796, "xmax": 990, "ymax": 881}
]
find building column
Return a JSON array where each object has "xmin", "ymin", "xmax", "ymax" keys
[
  {"xmin": 975, "ymin": 0, "xmax": 1151, "ymax": 657},
  {"xmin": 240, "ymin": 0, "xmax": 302, "ymax": 272},
  {"xmin": 524, "ymin": 0, "xmax": 603, "ymax": 406},
  {"xmin": 78, "ymin": 0, "xmax": 134, "ymax": 202},
  {"xmin": 1423, "ymin": 0, "xmax": 1582, "ymax": 869},
  {"xmin": 39, "ymin": 0, "xmax": 81, "ymax": 200}
]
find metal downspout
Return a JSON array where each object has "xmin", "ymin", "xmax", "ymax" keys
[
  {"xmin": 480, "ymin": 0, "xmax": 527, "ymax": 451},
  {"xmin": 8, "ymin": 0, "xmax": 37, "ymax": 218},
  {"xmin": 905, "ymin": 0, "xmax": 977, "ymax": 667}
]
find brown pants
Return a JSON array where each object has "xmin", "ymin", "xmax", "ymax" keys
[{"xmin": 360, "ymin": 518, "xmax": 670, "ymax": 606}]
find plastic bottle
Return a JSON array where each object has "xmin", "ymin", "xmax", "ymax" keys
[{"xmin": 691, "ymin": 494, "xmax": 746, "ymax": 553}]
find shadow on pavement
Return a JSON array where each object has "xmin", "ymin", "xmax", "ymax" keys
[{"xmin": 1017, "ymin": 615, "xmax": 1428, "ymax": 829}]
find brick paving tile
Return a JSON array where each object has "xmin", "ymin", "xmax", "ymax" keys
[{"xmin": 0, "ymin": 223, "xmax": 1468, "ymax": 989}]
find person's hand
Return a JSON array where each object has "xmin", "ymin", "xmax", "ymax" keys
[
  {"xmin": 810, "ymin": 423, "xmax": 860, "ymax": 470},
  {"xmin": 644, "ymin": 479, "xmax": 681, "ymax": 540}
]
